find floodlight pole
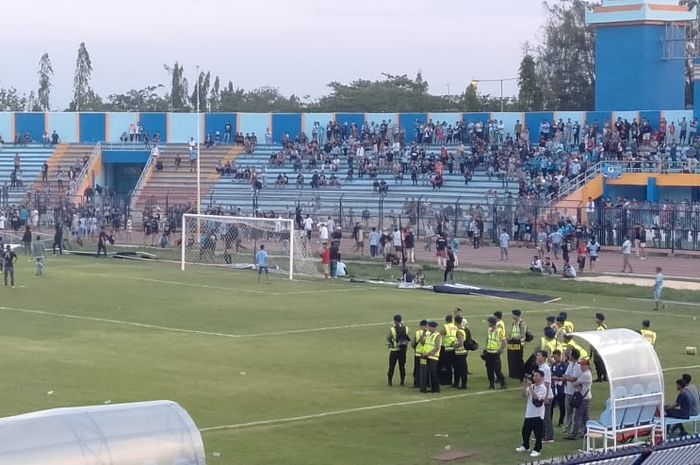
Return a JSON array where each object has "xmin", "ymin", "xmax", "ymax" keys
[{"xmin": 196, "ymin": 65, "xmax": 201, "ymax": 216}]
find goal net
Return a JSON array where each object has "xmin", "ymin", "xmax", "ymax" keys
[{"xmin": 180, "ymin": 214, "xmax": 319, "ymax": 279}]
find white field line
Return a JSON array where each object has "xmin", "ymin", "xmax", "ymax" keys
[
  {"xmin": 68, "ymin": 272, "xmax": 385, "ymax": 296},
  {"xmin": 199, "ymin": 364, "xmax": 700, "ymax": 433},
  {"xmin": 0, "ymin": 305, "xmax": 578, "ymax": 340},
  {"xmin": 565, "ymin": 305, "xmax": 700, "ymax": 320},
  {"xmin": 627, "ymin": 298, "xmax": 700, "ymax": 308}
]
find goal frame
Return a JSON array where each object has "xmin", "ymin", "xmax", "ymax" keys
[{"xmin": 180, "ymin": 213, "xmax": 295, "ymax": 280}]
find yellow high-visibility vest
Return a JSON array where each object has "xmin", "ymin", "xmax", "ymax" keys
[
  {"xmin": 455, "ymin": 328, "xmax": 467, "ymax": 355},
  {"xmin": 640, "ymin": 329, "xmax": 657, "ymax": 346},
  {"xmin": 443, "ymin": 323, "xmax": 458, "ymax": 351},
  {"xmin": 423, "ymin": 331, "xmax": 441, "ymax": 360},
  {"xmin": 388, "ymin": 325, "xmax": 409, "ymax": 352},
  {"xmin": 414, "ymin": 329, "xmax": 426, "ymax": 357},
  {"xmin": 486, "ymin": 327, "xmax": 503, "ymax": 353},
  {"xmin": 567, "ymin": 340, "xmax": 589, "ymax": 360},
  {"xmin": 596, "ymin": 324, "xmax": 607, "ymax": 332}
]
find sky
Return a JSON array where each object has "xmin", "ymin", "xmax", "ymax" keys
[{"xmin": 0, "ymin": 0, "xmax": 546, "ymax": 109}]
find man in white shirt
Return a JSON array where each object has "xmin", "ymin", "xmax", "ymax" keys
[
  {"xmin": 499, "ymin": 228, "xmax": 510, "ymax": 261},
  {"xmin": 561, "ymin": 349, "xmax": 582, "ymax": 437},
  {"xmin": 536, "ymin": 351, "xmax": 555, "ymax": 443},
  {"xmin": 585, "ymin": 196, "xmax": 595, "ymax": 223},
  {"xmin": 566, "ymin": 359, "xmax": 593, "ymax": 440},
  {"xmin": 302, "ymin": 215, "xmax": 314, "ymax": 241},
  {"xmin": 620, "ymin": 236, "xmax": 633, "ymax": 273},
  {"xmin": 318, "ymin": 222, "xmax": 329, "ymax": 244},
  {"xmin": 516, "ymin": 369, "xmax": 547, "ymax": 458}
]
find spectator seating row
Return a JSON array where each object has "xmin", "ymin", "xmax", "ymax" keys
[
  {"xmin": 0, "ymin": 145, "xmax": 56, "ymax": 206},
  {"xmin": 206, "ymin": 144, "xmax": 509, "ymax": 220}
]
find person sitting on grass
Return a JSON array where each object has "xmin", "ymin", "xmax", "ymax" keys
[
  {"xmin": 542, "ymin": 257, "xmax": 557, "ymax": 276},
  {"xmin": 562, "ymin": 261, "xmax": 577, "ymax": 279},
  {"xmin": 530, "ymin": 255, "xmax": 542, "ymax": 273}
]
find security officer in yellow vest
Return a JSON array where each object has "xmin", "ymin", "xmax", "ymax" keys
[
  {"xmin": 387, "ymin": 314, "xmax": 410, "ymax": 386},
  {"xmin": 483, "ymin": 316, "xmax": 507, "ymax": 389},
  {"xmin": 453, "ymin": 315, "xmax": 469, "ymax": 389},
  {"xmin": 563, "ymin": 333, "xmax": 588, "ymax": 361},
  {"xmin": 640, "ymin": 320, "xmax": 657, "ymax": 347},
  {"xmin": 555, "ymin": 312, "xmax": 574, "ymax": 343},
  {"xmin": 545, "ymin": 315, "xmax": 558, "ymax": 332},
  {"xmin": 539, "ymin": 327, "xmax": 560, "ymax": 361},
  {"xmin": 593, "ymin": 313, "xmax": 608, "ymax": 382},
  {"xmin": 412, "ymin": 319, "xmax": 429, "ymax": 388},
  {"xmin": 439, "ymin": 315, "xmax": 459, "ymax": 385},
  {"xmin": 507, "ymin": 309, "xmax": 527, "ymax": 380},
  {"xmin": 419, "ymin": 321, "xmax": 442, "ymax": 393},
  {"xmin": 494, "ymin": 311, "xmax": 506, "ymax": 335}
]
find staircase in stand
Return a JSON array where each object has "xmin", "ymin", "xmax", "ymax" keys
[
  {"xmin": 32, "ymin": 144, "xmax": 96, "ymax": 206},
  {"xmin": 131, "ymin": 144, "xmax": 244, "ymax": 214}
]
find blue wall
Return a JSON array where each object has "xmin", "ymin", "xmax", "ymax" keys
[
  {"xmin": 205, "ymin": 113, "xmax": 236, "ymax": 137},
  {"xmin": 335, "ymin": 113, "xmax": 365, "ymax": 132},
  {"xmin": 524, "ymin": 112, "xmax": 553, "ymax": 142},
  {"xmin": 139, "ymin": 113, "xmax": 167, "ymax": 141},
  {"xmin": 595, "ymin": 25, "xmax": 685, "ymax": 111},
  {"xmin": 79, "ymin": 113, "xmax": 106, "ymax": 143},
  {"xmin": 3, "ymin": 110, "xmax": 697, "ymax": 145},
  {"xmin": 15, "ymin": 113, "xmax": 45, "ymax": 140},
  {"xmin": 271, "ymin": 113, "xmax": 301, "ymax": 143},
  {"xmin": 398, "ymin": 113, "xmax": 427, "ymax": 143},
  {"xmin": 102, "ymin": 150, "xmax": 150, "ymax": 164}
]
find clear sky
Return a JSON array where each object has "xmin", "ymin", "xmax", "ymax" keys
[{"xmin": 0, "ymin": 0, "xmax": 545, "ymax": 109}]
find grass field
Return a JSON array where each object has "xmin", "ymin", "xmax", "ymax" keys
[{"xmin": 1, "ymin": 253, "xmax": 699, "ymax": 465}]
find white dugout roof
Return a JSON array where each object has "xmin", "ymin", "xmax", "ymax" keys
[{"xmin": 0, "ymin": 400, "xmax": 205, "ymax": 465}]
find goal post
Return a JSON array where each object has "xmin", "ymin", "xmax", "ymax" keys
[{"xmin": 180, "ymin": 214, "xmax": 318, "ymax": 279}]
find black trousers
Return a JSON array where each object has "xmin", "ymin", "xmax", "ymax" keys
[
  {"xmin": 453, "ymin": 354, "xmax": 468, "ymax": 388},
  {"xmin": 419, "ymin": 358, "xmax": 440, "ymax": 393},
  {"xmin": 97, "ymin": 243, "xmax": 107, "ymax": 256},
  {"xmin": 553, "ymin": 392, "xmax": 566, "ymax": 425},
  {"xmin": 507, "ymin": 344, "xmax": 524, "ymax": 379},
  {"xmin": 484, "ymin": 352, "xmax": 506, "ymax": 387},
  {"xmin": 52, "ymin": 240, "xmax": 63, "ymax": 255},
  {"xmin": 593, "ymin": 351, "xmax": 607, "ymax": 381},
  {"xmin": 443, "ymin": 265, "xmax": 454, "ymax": 282},
  {"xmin": 413, "ymin": 356, "xmax": 421, "ymax": 387},
  {"xmin": 439, "ymin": 349, "xmax": 455, "ymax": 385},
  {"xmin": 522, "ymin": 417, "xmax": 544, "ymax": 452},
  {"xmin": 387, "ymin": 347, "xmax": 407, "ymax": 384}
]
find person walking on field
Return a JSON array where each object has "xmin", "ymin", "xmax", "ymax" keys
[
  {"xmin": 3, "ymin": 244, "xmax": 17, "ymax": 287},
  {"xmin": 653, "ymin": 266, "xmax": 665, "ymax": 311},
  {"xmin": 620, "ymin": 236, "xmax": 633, "ymax": 273},
  {"xmin": 32, "ymin": 235, "xmax": 46, "ymax": 276},
  {"xmin": 386, "ymin": 314, "xmax": 409, "ymax": 386},
  {"xmin": 516, "ymin": 369, "xmax": 547, "ymax": 458}
]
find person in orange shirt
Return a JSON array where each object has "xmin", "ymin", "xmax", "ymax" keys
[
  {"xmin": 576, "ymin": 240, "xmax": 587, "ymax": 273},
  {"xmin": 320, "ymin": 243, "xmax": 330, "ymax": 279}
]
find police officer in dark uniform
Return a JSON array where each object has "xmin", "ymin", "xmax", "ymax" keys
[
  {"xmin": 593, "ymin": 312, "xmax": 608, "ymax": 382},
  {"xmin": 507, "ymin": 309, "xmax": 527, "ymax": 379},
  {"xmin": 387, "ymin": 314, "xmax": 410, "ymax": 386}
]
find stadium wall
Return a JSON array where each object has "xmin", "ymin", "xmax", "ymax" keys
[{"xmin": 0, "ymin": 110, "xmax": 696, "ymax": 144}]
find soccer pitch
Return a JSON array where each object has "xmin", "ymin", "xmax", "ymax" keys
[{"xmin": 1, "ymin": 255, "xmax": 698, "ymax": 465}]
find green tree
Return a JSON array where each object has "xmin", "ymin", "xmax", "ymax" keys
[
  {"xmin": 70, "ymin": 42, "xmax": 99, "ymax": 111},
  {"xmin": 191, "ymin": 71, "xmax": 211, "ymax": 112},
  {"xmin": 0, "ymin": 87, "xmax": 28, "ymax": 112},
  {"xmin": 105, "ymin": 85, "xmax": 168, "ymax": 112},
  {"xmin": 517, "ymin": 51, "xmax": 544, "ymax": 111},
  {"xmin": 209, "ymin": 76, "xmax": 221, "ymax": 112},
  {"xmin": 535, "ymin": 0, "xmax": 595, "ymax": 110},
  {"xmin": 165, "ymin": 62, "xmax": 190, "ymax": 111},
  {"xmin": 37, "ymin": 52, "xmax": 53, "ymax": 111},
  {"xmin": 462, "ymin": 82, "xmax": 480, "ymax": 111}
]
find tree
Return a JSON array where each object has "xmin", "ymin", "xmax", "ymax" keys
[
  {"xmin": 165, "ymin": 62, "xmax": 189, "ymax": 112},
  {"xmin": 0, "ymin": 87, "xmax": 28, "ymax": 112},
  {"xmin": 37, "ymin": 52, "xmax": 53, "ymax": 111},
  {"xmin": 517, "ymin": 51, "xmax": 544, "ymax": 111},
  {"xmin": 191, "ymin": 71, "xmax": 211, "ymax": 112},
  {"xmin": 105, "ymin": 85, "xmax": 168, "ymax": 112},
  {"xmin": 70, "ymin": 42, "xmax": 97, "ymax": 111},
  {"xmin": 462, "ymin": 82, "xmax": 480, "ymax": 111},
  {"xmin": 535, "ymin": 0, "xmax": 595, "ymax": 110},
  {"xmin": 209, "ymin": 76, "xmax": 221, "ymax": 112}
]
